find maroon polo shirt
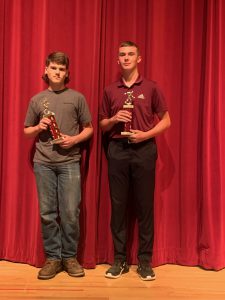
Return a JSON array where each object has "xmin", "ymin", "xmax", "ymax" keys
[{"xmin": 99, "ymin": 75, "xmax": 168, "ymax": 139}]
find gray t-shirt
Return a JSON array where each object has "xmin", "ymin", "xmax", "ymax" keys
[{"xmin": 24, "ymin": 88, "xmax": 92, "ymax": 165}]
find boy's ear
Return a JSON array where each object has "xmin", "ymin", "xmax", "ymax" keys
[{"xmin": 137, "ymin": 56, "xmax": 142, "ymax": 63}]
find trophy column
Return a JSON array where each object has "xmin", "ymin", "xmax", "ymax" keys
[
  {"xmin": 42, "ymin": 98, "xmax": 64, "ymax": 144},
  {"xmin": 121, "ymin": 91, "xmax": 134, "ymax": 136}
]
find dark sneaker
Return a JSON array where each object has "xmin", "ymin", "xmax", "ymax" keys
[
  {"xmin": 105, "ymin": 260, "xmax": 129, "ymax": 279},
  {"xmin": 38, "ymin": 259, "xmax": 63, "ymax": 280},
  {"xmin": 137, "ymin": 263, "xmax": 156, "ymax": 281},
  {"xmin": 63, "ymin": 257, "xmax": 85, "ymax": 277}
]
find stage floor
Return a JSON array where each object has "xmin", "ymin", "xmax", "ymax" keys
[{"xmin": 0, "ymin": 261, "xmax": 225, "ymax": 299}]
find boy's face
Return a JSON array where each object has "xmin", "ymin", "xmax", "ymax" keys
[
  {"xmin": 118, "ymin": 46, "xmax": 141, "ymax": 71},
  {"xmin": 45, "ymin": 62, "xmax": 68, "ymax": 85}
]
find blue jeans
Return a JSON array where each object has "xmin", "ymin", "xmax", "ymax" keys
[{"xmin": 34, "ymin": 162, "xmax": 81, "ymax": 259}]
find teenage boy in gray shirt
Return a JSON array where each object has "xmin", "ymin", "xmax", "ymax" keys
[{"xmin": 24, "ymin": 52, "xmax": 93, "ymax": 280}]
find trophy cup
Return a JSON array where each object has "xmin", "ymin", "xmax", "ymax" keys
[
  {"xmin": 42, "ymin": 98, "xmax": 64, "ymax": 144},
  {"xmin": 121, "ymin": 91, "xmax": 134, "ymax": 136}
]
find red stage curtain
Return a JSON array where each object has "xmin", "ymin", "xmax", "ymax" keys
[{"xmin": 0, "ymin": 0, "xmax": 225, "ymax": 270}]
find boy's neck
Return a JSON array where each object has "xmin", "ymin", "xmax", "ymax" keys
[
  {"xmin": 122, "ymin": 69, "xmax": 139, "ymax": 88},
  {"xmin": 48, "ymin": 83, "xmax": 66, "ymax": 92}
]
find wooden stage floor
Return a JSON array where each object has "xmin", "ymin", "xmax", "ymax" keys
[{"xmin": 0, "ymin": 261, "xmax": 225, "ymax": 299}]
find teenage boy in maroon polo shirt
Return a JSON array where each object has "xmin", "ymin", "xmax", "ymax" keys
[{"xmin": 99, "ymin": 41, "xmax": 171, "ymax": 281}]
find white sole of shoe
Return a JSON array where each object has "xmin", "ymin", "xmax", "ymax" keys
[{"xmin": 138, "ymin": 274, "xmax": 156, "ymax": 281}]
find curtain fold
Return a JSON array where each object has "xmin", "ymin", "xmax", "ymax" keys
[{"xmin": 0, "ymin": 0, "xmax": 225, "ymax": 270}]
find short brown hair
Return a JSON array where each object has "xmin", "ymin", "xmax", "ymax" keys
[
  {"xmin": 42, "ymin": 51, "xmax": 70, "ymax": 84},
  {"xmin": 119, "ymin": 41, "xmax": 140, "ymax": 55}
]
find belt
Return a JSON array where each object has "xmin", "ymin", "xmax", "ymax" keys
[
  {"xmin": 112, "ymin": 138, "xmax": 130, "ymax": 143},
  {"xmin": 111, "ymin": 138, "xmax": 154, "ymax": 145}
]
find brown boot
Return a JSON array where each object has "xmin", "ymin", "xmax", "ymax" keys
[
  {"xmin": 38, "ymin": 259, "xmax": 63, "ymax": 280},
  {"xmin": 63, "ymin": 257, "xmax": 85, "ymax": 277}
]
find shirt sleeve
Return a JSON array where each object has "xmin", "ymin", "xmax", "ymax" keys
[
  {"xmin": 77, "ymin": 95, "xmax": 92, "ymax": 125},
  {"xmin": 152, "ymin": 84, "xmax": 168, "ymax": 114},
  {"xmin": 99, "ymin": 89, "xmax": 111, "ymax": 121},
  {"xmin": 24, "ymin": 99, "xmax": 39, "ymax": 127}
]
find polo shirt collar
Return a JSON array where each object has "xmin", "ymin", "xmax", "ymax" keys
[{"xmin": 117, "ymin": 74, "xmax": 143, "ymax": 88}]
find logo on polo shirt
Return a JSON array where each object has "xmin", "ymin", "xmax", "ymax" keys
[{"xmin": 138, "ymin": 94, "xmax": 145, "ymax": 99}]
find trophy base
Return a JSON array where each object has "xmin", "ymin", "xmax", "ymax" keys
[
  {"xmin": 123, "ymin": 104, "xmax": 134, "ymax": 109},
  {"xmin": 121, "ymin": 131, "xmax": 134, "ymax": 136},
  {"xmin": 50, "ymin": 137, "xmax": 64, "ymax": 144}
]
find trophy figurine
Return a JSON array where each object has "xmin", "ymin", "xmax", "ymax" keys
[
  {"xmin": 121, "ymin": 91, "xmax": 135, "ymax": 136},
  {"xmin": 42, "ymin": 98, "xmax": 64, "ymax": 144}
]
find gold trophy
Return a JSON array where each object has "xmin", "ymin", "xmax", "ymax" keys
[
  {"xmin": 121, "ymin": 91, "xmax": 134, "ymax": 136},
  {"xmin": 42, "ymin": 98, "xmax": 64, "ymax": 144}
]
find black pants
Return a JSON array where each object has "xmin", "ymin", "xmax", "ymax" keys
[{"xmin": 108, "ymin": 138, "xmax": 157, "ymax": 263}]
